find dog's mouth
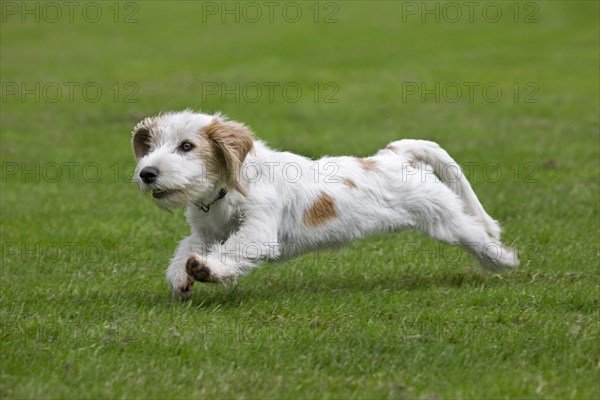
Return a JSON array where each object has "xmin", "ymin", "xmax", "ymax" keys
[{"xmin": 152, "ymin": 188, "xmax": 180, "ymax": 199}]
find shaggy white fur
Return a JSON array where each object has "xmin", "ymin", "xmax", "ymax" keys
[{"xmin": 132, "ymin": 110, "xmax": 518, "ymax": 300}]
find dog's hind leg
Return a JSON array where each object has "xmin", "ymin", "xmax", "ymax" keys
[
  {"xmin": 385, "ymin": 139, "xmax": 517, "ymax": 271},
  {"xmin": 387, "ymin": 139, "xmax": 502, "ymax": 241},
  {"xmin": 409, "ymin": 182, "xmax": 518, "ymax": 271}
]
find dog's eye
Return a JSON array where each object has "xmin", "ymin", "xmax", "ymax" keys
[{"xmin": 179, "ymin": 141, "xmax": 194, "ymax": 152}]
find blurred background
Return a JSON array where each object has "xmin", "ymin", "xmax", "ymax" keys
[{"xmin": 2, "ymin": 1, "xmax": 598, "ymax": 254}]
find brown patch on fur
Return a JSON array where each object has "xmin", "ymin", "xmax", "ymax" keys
[
  {"xmin": 131, "ymin": 117, "xmax": 158, "ymax": 159},
  {"xmin": 342, "ymin": 178, "xmax": 357, "ymax": 189},
  {"xmin": 386, "ymin": 144, "xmax": 399, "ymax": 154},
  {"xmin": 304, "ymin": 192, "xmax": 337, "ymax": 226},
  {"xmin": 357, "ymin": 157, "xmax": 377, "ymax": 172},
  {"xmin": 202, "ymin": 118, "xmax": 254, "ymax": 195},
  {"xmin": 192, "ymin": 135, "xmax": 222, "ymax": 182}
]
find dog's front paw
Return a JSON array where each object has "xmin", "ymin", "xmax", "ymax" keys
[
  {"xmin": 186, "ymin": 256, "xmax": 219, "ymax": 283},
  {"xmin": 166, "ymin": 267, "xmax": 195, "ymax": 301}
]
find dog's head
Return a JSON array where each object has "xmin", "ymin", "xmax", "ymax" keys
[{"xmin": 131, "ymin": 110, "xmax": 254, "ymax": 210}]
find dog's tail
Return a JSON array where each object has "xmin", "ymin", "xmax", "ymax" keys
[{"xmin": 389, "ymin": 139, "xmax": 502, "ymax": 240}]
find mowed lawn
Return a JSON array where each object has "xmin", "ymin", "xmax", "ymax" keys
[{"xmin": 1, "ymin": 1, "xmax": 598, "ymax": 398}]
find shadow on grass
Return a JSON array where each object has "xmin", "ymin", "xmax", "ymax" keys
[
  {"xmin": 39, "ymin": 265, "xmax": 509, "ymax": 313},
  {"xmin": 179, "ymin": 268, "xmax": 504, "ymax": 310}
]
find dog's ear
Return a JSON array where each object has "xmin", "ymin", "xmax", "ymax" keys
[
  {"xmin": 203, "ymin": 118, "xmax": 254, "ymax": 195},
  {"xmin": 131, "ymin": 118, "xmax": 155, "ymax": 159}
]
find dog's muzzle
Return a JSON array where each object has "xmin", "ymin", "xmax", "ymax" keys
[
  {"xmin": 152, "ymin": 188, "xmax": 180, "ymax": 199},
  {"xmin": 140, "ymin": 166, "xmax": 159, "ymax": 184}
]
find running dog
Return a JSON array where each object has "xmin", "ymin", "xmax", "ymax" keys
[{"xmin": 131, "ymin": 110, "xmax": 518, "ymax": 299}]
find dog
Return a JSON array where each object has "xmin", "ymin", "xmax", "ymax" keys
[{"xmin": 132, "ymin": 110, "xmax": 518, "ymax": 300}]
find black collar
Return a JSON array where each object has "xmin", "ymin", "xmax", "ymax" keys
[{"xmin": 194, "ymin": 188, "xmax": 227, "ymax": 212}]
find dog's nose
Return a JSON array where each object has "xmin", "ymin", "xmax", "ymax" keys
[{"xmin": 140, "ymin": 166, "xmax": 159, "ymax": 184}]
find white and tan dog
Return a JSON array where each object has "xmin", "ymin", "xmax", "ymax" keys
[{"xmin": 132, "ymin": 110, "xmax": 518, "ymax": 299}]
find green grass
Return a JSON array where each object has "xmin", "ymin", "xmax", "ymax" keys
[{"xmin": 1, "ymin": 1, "xmax": 598, "ymax": 398}]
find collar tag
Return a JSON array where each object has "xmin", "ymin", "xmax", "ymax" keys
[{"xmin": 195, "ymin": 188, "xmax": 227, "ymax": 213}]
